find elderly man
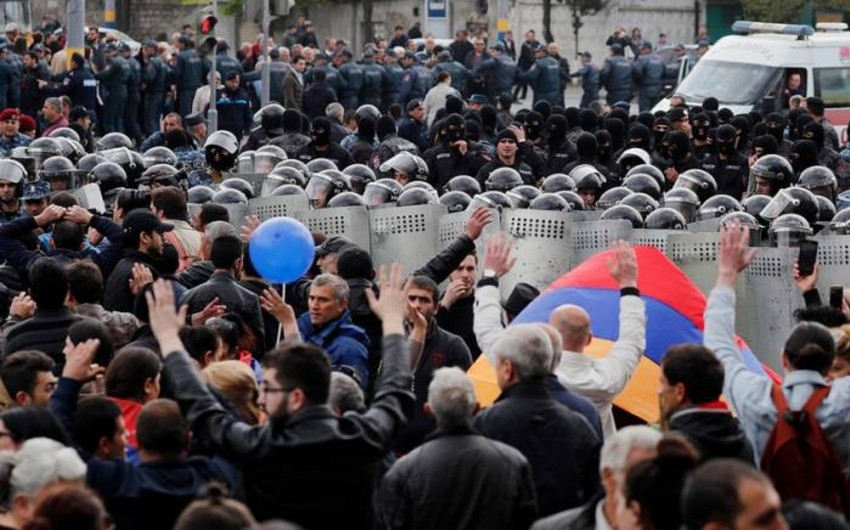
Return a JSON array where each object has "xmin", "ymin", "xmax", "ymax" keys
[
  {"xmin": 378, "ymin": 367, "xmax": 538, "ymax": 529},
  {"xmin": 296, "ymin": 274, "xmax": 370, "ymax": 387},
  {"xmin": 474, "ymin": 325, "xmax": 601, "ymax": 517},
  {"xmin": 548, "ymin": 241, "xmax": 646, "ymax": 439},
  {"xmin": 40, "ymin": 97, "xmax": 68, "ymax": 136},
  {"xmin": 531, "ymin": 426, "xmax": 661, "ymax": 530}
]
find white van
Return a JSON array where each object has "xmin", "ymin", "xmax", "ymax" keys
[{"xmin": 654, "ymin": 21, "xmax": 850, "ymax": 130}]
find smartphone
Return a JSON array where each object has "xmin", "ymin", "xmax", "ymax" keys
[
  {"xmin": 797, "ymin": 239, "xmax": 818, "ymax": 277},
  {"xmin": 830, "ymin": 286, "xmax": 844, "ymax": 309}
]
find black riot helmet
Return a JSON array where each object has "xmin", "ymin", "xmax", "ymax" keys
[
  {"xmin": 379, "ymin": 152, "xmax": 429, "ymax": 183},
  {"xmin": 55, "ymin": 138, "xmax": 86, "ymax": 163},
  {"xmin": 816, "ymin": 195, "xmax": 836, "ymax": 224},
  {"xmin": 620, "ymin": 192, "xmax": 659, "ymax": 219},
  {"xmin": 220, "ymin": 177, "xmax": 255, "ymax": 200},
  {"xmin": 270, "ymin": 184, "xmax": 309, "ymax": 199},
  {"xmin": 402, "ymin": 181, "xmax": 439, "ymax": 202},
  {"xmin": 529, "ymin": 193, "xmax": 570, "ymax": 211},
  {"xmin": 759, "ymin": 186, "xmax": 819, "ymax": 225},
  {"xmin": 645, "ymin": 207, "xmax": 687, "ymax": 230},
  {"xmin": 213, "ymin": 188, "xmax": 248, "ymax": 204},
  {"xmin": 617, "ymin": 148, "xmax": 652, "ymax": 178},
  {"xmin": 397, "ymin": 187, "xmax": 439, "ymax": 207},
  {"xmin": 541, "ymin": 173, "xmax": 576, "ymax": 193},
  {"xmin": 797, "ymin": 165, "xmax": 837, "ymax": 202},
  {"xmin": 355, "ymin": 104, "xmax": 381, "ymax": 124},
  {"xmin": 507, "ymin": 185, "xmax": 542, "ymax": 209},
  {"xmin": 305, "ymin": 170, "xmax": 351, "ymax": 208},
  {"xmin": 96, "ymin": 132, "xmax": 133, "ymax": 151},
  {"xmin": 440, "ymin": 190, "xmax": 473, "ymax": 213},
  {"xmin": 623, "ymin": 173, "xmax": 662, "ymax": 200},
  {"xmin": 742, "ymin": 194, "xmax": 771, "ymax": 217},
  {"xmin": 486, "ymin": 167, "xmax": 524, "ymax": 192},
  {"xmin": 187, "ymin": 185, "xmax": 215, "ymax": 204},
  {"xmin": 828, "ymin": 207, "xmax": 850, "ymax": 234},
  {"xmin": 253, "ymin": 145, "xmax": 288, "ymax": 173},
  {"xmin": 674, "ymin": 169, "xmax": 718, "ymax": 203},
  {"xmin": 363, "ymin": 178, "xmax": 403, "ymax": 206},
  {"xmin": 306, "ymin": 158, "xmax": 338, "ymax": 174},
  {"xmin": 141, "ymin": 164, "xmax": 181, "ymax": 189},
  {"xmin": 257, "ymin": 103, "xmax": 286, "ymax": 135},
  {"xmin": 444, "ymin": 175, "xmax": 482, "ymax": 196},
  {"xmin": 570, "ymin": 164, "xmax": 605, "ymax": 191},
  {"xmin": 769, "ymin": 213, "xmax": 812, "ymax": 247},
  {"xmin": 39, "ymin": 156, "xmax": 80, "ymax": 191},
  {"xmin": 48, "ymin": 127, "xmax": 81, "ymax": 142},
  {"xmin": 100, "ymin": 147, "xmax": 146, "ymax": 187},
  {"xmin": 662, "ymin": 188, "xmax": 701, "ymax": 223},
  {"xmin": 204, "ymin": 130, "xmax": 239, "ymax": 171},
  {"xmin": 626, "ymin": 163, "xmax": 665, "ymax": 189},
  {"xmin": 696, "ymin": 194, "xmax": 743, "ymax": 222},
  {"xmin": 470, "ymin": 190, "xmax": 514, "ymax": 211},
  {"xmin": 262, "ymin": 167, "xmax": 307, "ymax": 197},
  {"xmin": 750, "ymin": 154, "xmax": 794, "ymax": 196},
  {"xmin": 597, "ymin": 187, "xmax": 634, "ymax": 210},
  {"xmin": 720, "ymin": 211, "xmax": 763, "ymax": 232},
  {"xmin": 342, "ymin": 164, "xmax": 377, "ymax": 194},
  {"xmin": 143, "ymin": 146, "xmax": 179, "ymax": 169},
  {"xmin": 77, "ymin": 153, "xmax": 106, "ymax": 174},
  {"xmin": 89, "ymin": 162, "xmax": 128, "ymax": 202},
  {"xmin": 556, "ymin": 191, "xmax": 586, "ymax": 211},
  {"xmin": 275, "ymin": 159, "xmax": 311, "ymax": 183},
  {"xmin": 328, "ymin": 191, "xmax": 368, "ymax": 208},
  {"xmin": 601, "ymin": 204, "xmax": 644, "ymax": 228},
  {"xmin": 11, "ymin": 139, "xmax": 63, "ymax": 176}
]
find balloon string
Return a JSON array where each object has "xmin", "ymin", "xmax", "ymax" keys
[{"xmin": 276, "ymin": 282, "xmax": 286, "ymax": 346}]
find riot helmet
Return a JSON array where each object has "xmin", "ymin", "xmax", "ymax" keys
[
  {"xmin": 256, "ymin": 103, "xmax": 286, "ymax": 135},
  {"xmin": 620, "ymin": 192, "xmax": 659, "ymax": 219},
  {"xmin": 275, "ymin": 159, "xmax": 312, "ymax": 183},
  {"xmin": 597, "ymin": 187, "xmax": 634, "ymax": 210},
  {"xmin": 379, "ymin": 152, "xmax": 429, "ymax": 184},
  {"xmin": 600, "ymin": 204, "xmax": 644, "ymax": 228},
  {"xmin": 469, "ymin": 190, "xmax": 513, "ymax": 211},
  {"xmin": 97, "ymin": 132, "xmax": 133, "ymax": 151},
  {"xmin": 254, "ymin": 145, "xmax": 288, "ymax": 173},
  {"xmin": 342, "ymin": 164, "xmax": 377, "ymax": 195},
  {"xmin": 485, "ymin": 167, "xmax": 523, "ymax": 192},
  {"xmin": 507, "ymin": 185, "xmax": 542, "ymax": 209},
  {"xmin": 626, "ymin": 164, "xmax": 665, "ymax": 189},
  {"xmin": 556, "ymin": 191, "xmax": 586, "ymax": 211},
  {"xmin": 305, "ymin": 170, "xmax": 351, "ymax": 208},
  {"xmin": 541, "ymin": 173, "xmax": 576, "ymax": 193},
  {"xmin": 401, "ymin": 181, "xmax": 439, "ymax": 202},
  {"xmin": 355, "ymin": 104, "xmax": 381, "ymax": 124},
  {"xmin": 696, "ymin": 195, "xmax": 743, "ymax": 222},
  {"xmin": 662, "ymin": 188, "xmax": 701, "ymax": 223},
  {"xmin": 742, "ymin": 194, "xmax": 772, "ymax": 217},
  {"xmin": 674, "ymin": 169, "xmax": 717, "ymax": 203},
  {"xmin": 769, "ymin": 213, "xmax": 812, "ymax": 248},
  {"xmin": 187, "ymin": 185, "xmax": 215, "ymax": 204},
  {"xmin": 828, "ymin": 207, "xmax": 850, "ymax": 234},
  {"xmin": 143, "ymin": 146, "xmax": 179, "ymax": 169},
  {"xmin": 237, "ymin": 150, "xmax": 255, "ymax": 173},
  {"xmin": 328, "ymin": 191, "xmax": 368, "ymax": 208},
  {"xmin": 617, "ymin": 148, "xmax": 652, "ymax": 177},
  {"xmin": 529, "ymin": 193, "xmax": 570, "ymax": 211},
  {"xmin": 100, "ymin": 147, "xmax": 145, "ymax": 186},
  {"xmin": 204, "ymin": 130, "xmax": 239, "ymax": 171},
  {"xmin": 759, "ymin": 187, "xmax": 819, "ymax": 225},
  {"xmin": 48, "ymin": 127, "xmax": 80, "ymax": 142},
  {"xmin": 213, "ymin": 188, "xmax": 249, "ymax": 204},
  {"xmin": 89, "ymin": 162, "xmax": 128, "ymax": 203},
  {"xmin": 645, "ymin": 207, "xmax": 687, "ymax": 230},
  {"xmin": 270, "ymin": 184, "xmax": 309, "ymax": 199},
  {"xmin": 141, "ymin": 164, "xmax": 181, "ymax": 189},
  {"xmin": 397, "ymin": 187, "xmax": 438, "ymax": 207},
  {"xmin": 623, "ymin": 173, "xmax": 662, "ymax": 200},
  {"xmin": 0, "ymin": 160, "xmax": 27, "ymax": 202},
  {"xmin": 55, "ymin": 138, "xmax": 86, "ymax": 163},
  {"xmin": 439, "ymin": 190, "xmax": 473, "ymax": 213},
  {"xmin": 39, "ymin": 156, "xmax": 80, "ymax": 191},
  {"xmin": 77, "ymin": 153, "xmax": 106, "ymax": 175},
  {"xmin": 750, "ymin": 154, "xmax": 794, "ymax": 196},
  {"xmin": 816, "ymin": 195, "xmax": 836, "ymax": 224},
  {"xmin": 363, "ymin": 179, "xmax": 403, "ymax": 206},
  {"xmin": 720, "ymin": 211, "xmax": 762, "ymax": 232},
  {"xmin": 306, "ymin": 158, "xmax": 338, "ymax": 174},
  {"xmin": 444, "ymin": 175, "xmax": 482, "ymax": 196},
  {"xmin": 220, "ymin": 177, "xmax": 256, "ymax": 200},
  {"xmin": 797, "ymin": 165, "xmax": 837, "ymax": 202}
]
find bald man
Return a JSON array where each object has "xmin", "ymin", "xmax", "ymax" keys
[{"xmin": 548, "ymin": 242, "xmax": 646, "ymax": 439}]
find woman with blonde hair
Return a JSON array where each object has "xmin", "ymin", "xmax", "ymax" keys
[
  {"xmin": 829, "ymin": 324, "xmax": 850, "ymax": 380},
  {"xmin": 202, "ymin": 361, "xmax": 265, "ymax": 425}
]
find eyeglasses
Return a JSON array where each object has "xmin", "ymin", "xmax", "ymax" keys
[{"xmin": 261, "ymin": 385, "xmax": 293, "ymax": 395}]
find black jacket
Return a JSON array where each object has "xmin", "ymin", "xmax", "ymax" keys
[
  {"xmin": 176, "ymin": 260, "xmax": 214, "ymax": 289},
  {"xmin": 2, "ymin": 309, "xmax": 88, "ymax": 369},
  {"xmin": 378, "ymin": 426, "xmax": 538, "ymax": 530},
  {"xmin": 103, "ymin": 250, "xmax": 162, "ymax": 313},
  {"xmin": 295, "ymin": 141, "xmax": 354, "ymax": 169},
  {"xmin": 180, "ymin": 271, "xmax": 265, "ymax": 349},
  {"xmin": 163, "ymin": 334, "xmax": 415, "ymax": 528},
  {"xmin": 436, "ymin": 295, "xmax": 480, "ymax": 359},
  {"xmin": 474, "ymin": 381, "xmax": 601, "ymax": 517},
  {"xmin": 668, "ymin": 406, "xmax": 755, "ymax": 464}
]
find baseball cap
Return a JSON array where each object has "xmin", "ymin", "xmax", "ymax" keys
[
  {"xmin": 224, "ymin": 70, "xmax": 239, "ymax": 81},
  {"xmin": 469, "ymin": 94, "xmax": 489, "ymax": 105},
  {"xmin": 184, "ymin": 112, "xmax": 206, "ymax": 128},
  {"xmin": 315, "ymin": 235, "xmax": 353, "ymax": 258},
  {"xmin": 69, "ymin": 106, "xmax": 92, "ymax": 122},
  {"xmin": 143, "ymin": 39, "xmax": 157, "ymax": 49},
  {"xmin": 123, "ymin": 209, "xmax": 174, "ymax": 244},
  {"xmin": 406, "ymin": 99, "xmax": 423, "ymax": 111},
  {"xmin": 612, "ymin": 101, "xmax": 631, "ymax": 111},
  {"xmin": 22, "ymin": 180, "xmax": 49, "ymax": 201}
]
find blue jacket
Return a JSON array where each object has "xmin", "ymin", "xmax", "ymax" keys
[
  {"xmin": 546, "ymin": 374, "xmax": 603, "ymax": 441},
  {"xmin": 297, "ymin": 309, "xmax": 370, "ymax": 386}
]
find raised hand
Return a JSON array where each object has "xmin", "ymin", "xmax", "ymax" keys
[
  {"xmin": 365, "ymin": 263, "xmax": 407, "ymax": 336},
  {"xmin": 464, "ymin": 207, "xmax": 493, "ymax": 240},
  {"xmin": 145, "ymin": 279, "xmax": 189, "ymax": 355},
  {"xmin": 483, "ymin": 232, "xmax": 516, "ymax": 277},
  {"xmin": 607, "ymin": 240, "xmax": 638, "ymax": 289}
]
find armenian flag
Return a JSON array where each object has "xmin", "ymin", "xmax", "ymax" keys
[{"xmin": 468, "ymin": 246, "xmax": 778, "ymax": 422}]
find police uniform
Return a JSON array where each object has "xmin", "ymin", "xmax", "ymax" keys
[
  {"xmin": 175, "ymin": 47, "xmax": 205, "ymax": 117},
  {"xmin": 600, "ymin": 52, "xmax": 634, "ymax": 106},
  {"xmin": 142, "ymin": 51, "xmax": 169, "ymax": 136},
  {"xmin": 123, "ymin": 52, "xmax": 144, "ymax": 141},
  {"xmin": 633, "ymin": 51, "xmax": 665, "ymax": 112},
  {"xmin": 96, "ymin": 53, "xmax": 131, "ymax": 133},
  {"xmin": 424, "ymin": 141, "xmax": 492, "ymax": 190},
  {"xmin": 571, "ymin": 62, "xmax": 600, "ymax": 109},
  {"xmin": 522, "ymin": 52, "xmax": 566, "ymax": 107},
  {"xmin": 338, "ymin": 58, "xmax": 364, "ymax": 110},
  {"xmin": 701, "ymin": 152, "xmax": 748, "ymax": 200},
  {"xmin": 360, "ymin": 59, "xmax": 389, "ymax": 109}
]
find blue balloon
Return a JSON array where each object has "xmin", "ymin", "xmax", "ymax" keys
[{"xmin": 249, "ymin": 217, "xmax": 315, "ymax": 283}]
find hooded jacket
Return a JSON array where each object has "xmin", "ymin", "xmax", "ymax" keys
[
  {"xmin": 297, "ymin": 309, "xmax": 370, "ymax": 387},
  {"xmin": 668, "ymin": 404, "xmax": 755, "ymax": 465}
]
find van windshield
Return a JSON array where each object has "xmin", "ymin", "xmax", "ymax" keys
[{"xmin": 675, "ymin": 60, "xmax": 780, "ymax": 105}]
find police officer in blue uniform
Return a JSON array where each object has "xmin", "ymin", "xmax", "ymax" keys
[
  {"xmin": 600, "ymin": 43, "xmax": 634, "ymax": 106},
  {"xmin": 633, "ymin": 42, "xmax": 665, "ymax": 112},
  {"xmin": 174, "ymin": 35, "xmax": 205, "ymax": 118},
  {"xmin": 120, "ymin": 43, "xmax": 144, "ymax": 143},
  {"xmin": 141, "ymin": 40, "xmax": 169, "ymax": 136},
  {"xmin": 95, "ymin": 43, "xmax": 130, "ymax": 133},
  {"xmin": 520, "ymin": 44, "xmax": 566, "ymax": 107},
  {"xmin": 337, "ymin": 49, "xmax": 364, "ymax": 110},
  {"xmin": 41, "ymin": 53, "xmax": 97, "ymax": 114},
  {"xmin": 570, "ymin": 51, "xmax": 600, "ymax": 109}
]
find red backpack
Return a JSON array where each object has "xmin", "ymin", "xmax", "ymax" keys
[{"xmin": 760, "ymin": 384, "xmax": 850, "ymax": 517}]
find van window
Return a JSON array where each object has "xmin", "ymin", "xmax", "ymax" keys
[
  {"xmin": 814, "ymin": 67, "xmax": 850, "ymax": 108},
  {"xmin": 675, "ymin": 60, "xmax": 781, "ymax": 105}
]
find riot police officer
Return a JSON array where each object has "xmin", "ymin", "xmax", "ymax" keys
[
  {"xmin": 633, "ymin": 42, "xmax": 664, "ymax": 112},
  {"xmin": 570, "ymin": 51, "xmax": 600, "ymax": 109},
  {"xmin": 141, "ymin": 40, "xmax": 169, "ymax": 136},
  {"xmin": 96, "ymin": 42, "xmax": 131, "ymax": 133},
  {"xmin": 423, "ymin": 113, "xmax": 492, "ymax": 189},
  {"xmin": 600, "ymin": 43, "xmax": 633, "ymax": 106},
  {"xmin": 360, "ymin": 49, "xmax": 389, "ymax": 109},
  {"xmin": 337, "ymin": 49, "xmax": 364, "ymax": 110},
  {"xmin": 700, "ymin": 124, "xmax": 748, "ymax": 199},
  {"xmin": 174, "ymin": 35, "xmax": 205, "ymax": 118},
  {"xmin": 520, "ymin": 44, "xmax": 565, "ymax": 107},
  {"xmin": 41, "ymin": 53, "xmax": 97, "ymax": 115},
  {"xmin": 120, "ymin": 43, "xmax": 144, "ymax": 143},
  {"xmin": 0, "ymin": 159, "xmax": 26, "ymax": 223}
]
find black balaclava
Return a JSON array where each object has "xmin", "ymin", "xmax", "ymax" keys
[
  {"xmin": 702, "ymin": 97, "xmax": 719, "ymax": 112},
  {"xmin": 652, "ymin": 117, "xmax": 673, "ymax": 147},
  {"xmin": 715, "ymin": 124, "xmax": 737, "ymax": 157},
  {"xmin": 576, "ymin": 132, "xmax": 598, "ymax": 160},
  {"xmin": 628, "ymin": 123, "xmax": 652, "ymax": 152},
  {"xmin": 376, "ymin": 116, "xmax": 396, "ymax": 142},
  {"xmin": 792, "ymin": 114, "xmax": 813, "ymax": 141},
  {"xmin": 717, "ymin": 108, "xmax": 733, "ymax": 124},
  {"xmin": 533, "ymin": 100, "xmax": 552, "ymax": 121},
  {"xmin": 662, "ymin": 131, "xmax": 690, "ymax": 161},
  {"xmin": 547, "ymin": 114, "xmax": 568, "ymax": 146},
  {"xmin": 765, "ymin": 112, "xmax": 786, "ymax": 144},
  {"xmin": 283, "ymin": 109, "xmax": 302, "ymax": 133},
  {"xmin": 579, "ymin": 109, "xmax": 598, "ymax": 132},
  {"xmin": 356, "ymin": 116, "xmax": 376, "ymax": 141},
  {"xmin": 803, "ymin": 122, "xmax": 825, "ymax": 150},
  {"xmin": 608, "ymin": 108, "xmax": 630, "ymax": 131},
  {"xmin": 565, "ymin": 107, "xmax": 580, "ymax": 129},
  {"xmin": 604, "ymin": 118, "xmax": 625, "ymax": 153},
  {"xmin": 311, "ymin": 117, "xmax": 332, "ymax": 146},
  {"xmin": 791, "ymin": 139, "xmax": 818, "ymax": 174},
  {"xmin": 752, "ymin": 134, "xmax": 778, "ymax": 156},
  {"xmin": 595, "ymin": 130, "xmax": 613, "ymax": 162},
  {"xmin": 444, "ymin": 113, "xmax": 466, "ymax": 143},
  {"xmin": 445, "ymin": 95, "xmax": 464, "ymax": 116},
  {"xmin": 730, "ymin": 116, "xmax": 751, "ymax": 151},
  {"xmin": 692, "ymin": 113, "xmax": 711, "ymax": 141},
  {"xmin": 465, "ymin": 119, "xmax": 482, "ymax": 142},
  {"xmin": 752, "ymin": 122, "xmax": 766, "ymax": 138},
  {"xmin": 637, "ymin": 112, "xmax": 656, "ymax": 130},
  {"xmin": 479, "ymin": 105, "xmax": 497, "ymax": 136},
  {"xmin": 525, "ymin": 111, "xmax": 544, "ymax": 142}
]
